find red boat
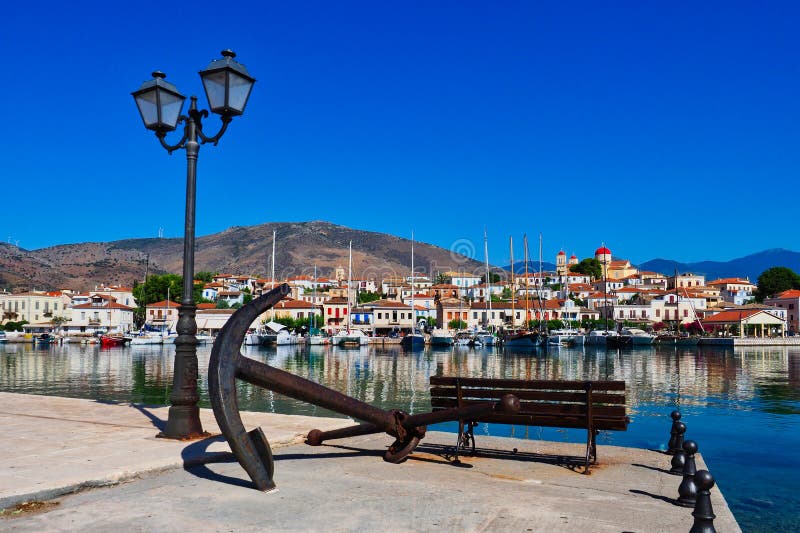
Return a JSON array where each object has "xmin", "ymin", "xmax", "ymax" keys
[{"xmin": 100, "ymin": 335, "xmax": 126, "ymax": 348}]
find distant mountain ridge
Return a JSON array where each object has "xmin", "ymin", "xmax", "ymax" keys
[
  {"xmin": 638, "ymin": 249, "xmax": 800, "ymax": 282},
  {"xmin": 503, "ymin": 249, "xmax": 800, "ymax": 282},
  {"xmin": 0, "ymin": 221, "xmax": 486, "ymax": 292}
]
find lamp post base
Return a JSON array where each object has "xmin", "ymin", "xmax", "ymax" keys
[{"xmin": 158, "ymin": 405, "xmax": 209, "ymax": 440}]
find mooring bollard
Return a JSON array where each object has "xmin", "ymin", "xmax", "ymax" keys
[
  {"xmin": 690, "ymin": 470, "xmax": 717, "ymax": 533},
  {"xmin": 677, "ymin": 440, "xmax": 699, "ymax": 507},
  {"xmin": 667, "ymin": 410, "xmax": 683, "ymax": 454},
  {"xmin": 669, "ymin": 422, "xmax": 687, "ymax": 475}
]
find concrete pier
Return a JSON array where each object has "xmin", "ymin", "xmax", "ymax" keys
[{"xmin": 0, "ymin": 392, "xmax": 740, "ymax": 531}]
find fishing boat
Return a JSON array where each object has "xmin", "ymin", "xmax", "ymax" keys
[
  {"xmin": 275, "ymin": 329, "xmax": 299, "ymax": 345},
  {"xmin": 586, "ymin": 329, "xmax": 618, "ymax": 346},
  {"xmin": 129, "ymin": 332, "xmax": 164, "ymax": 345},
  {"xmin": 400, "ymin": 231, "xmax": 425, "ymax": 351},
  {"xmin": 454, "ymin": 331, "xmax": 472, "ymax": 346},
  {"xmin": 473, "ymin": 330, "xmax": 496, "ymax": 346},
  {"xmin": 607, "ymin": 328, "xmax": 655, "ymax": 347},
  {"xmin": 100, "ymin": 334, "xmax": 126, "ymax": 347},
  {"xmin": 547, "ymin": 328, "xmax": 585, "ymax": 347},
  {"xmin": 429, "ymin": 329, "xmax": 454, "ymax": 346}
]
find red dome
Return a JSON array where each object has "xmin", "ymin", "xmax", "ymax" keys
[
  {"xmin": 595, "ymin": 246, "xmax": 611, "ymax": 255},
  {"xmin": 570, "ymin": 254, "xmax": 577, "ymax": 259},
  {"xmin": 557, "ymin": 250, "xmax": 566, "ymax": 255}
]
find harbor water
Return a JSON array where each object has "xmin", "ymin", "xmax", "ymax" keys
[{"xmin": 1, "ymin": 341, "xmax": 798, "ymax": 532}]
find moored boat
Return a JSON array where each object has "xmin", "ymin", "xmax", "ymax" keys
[
  {"xmin": 503, "ymin": 331, "xmax": 542, "ymax": 348},
  {"xmin": 429, "ymin": 329, "xmax": 454, "ymax": 346},
  {"xmin": 607, "ymin": 328, "xmax": 655, "ymax": 347},
  {"xmin": 100, "ymin": 334, "xmax": 126, "ymax": 347}
]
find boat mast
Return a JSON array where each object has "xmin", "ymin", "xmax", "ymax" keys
[
  {"xmin": 510, "ymin": 236, "xmax": 515, "ymax": 330},
  {"xmin": 271, "ymin": 229, "xmax": 276, "ymax": 321},
  {"xmin": 312, "ymin": 264, "xmax": 317, "ymax": 331},
  {"xmin": 410, "ymin": 230, "xmax": 415, "ymax": 334},
  {"xmin": 484, "ymin": 228, "xmax": 492, "ymax": 329},
  {"xmin": 538, "ymin": 233, "xmax": 544, "ymax": 332},
  {"xmin": 524, "ymin": 234, "xmax": 530, "ymax": 330},
  {"xmin": 603, "ymin": 243, "xmax": 608, "ymax": 333},
  {"xmin": 347, "ymin": 240, "xmax": 352, "ymax": 333}
]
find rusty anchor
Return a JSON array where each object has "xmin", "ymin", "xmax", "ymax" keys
[{"xmin": 208, "ymin": 284, "xmax": 519, "ymax": 491}]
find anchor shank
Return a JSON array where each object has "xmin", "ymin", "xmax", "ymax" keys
[{"xmin": 237, "ymin": 356, "xmax": 395, "ymax": 429}]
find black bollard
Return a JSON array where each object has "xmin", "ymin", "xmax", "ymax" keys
[
  {"xmin": 669, "ymin": 422, "xmax": 687, "ymax": 475},
  {"xmin": 667, "ymin": 410, "xmax": 683, "ymax": 455},
  {"xmin": 690, "ymin": 470, "xmax": 717, "ymax": 533},
  {"xmin": 677, "ymin": 440, "xmax": 698, "ymax": 507}
]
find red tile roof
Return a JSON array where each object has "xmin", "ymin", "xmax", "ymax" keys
[
  {"xmin": 702, "ymin": 309, "xmax": 760, "ymax": 323},
  {"xmin": 776, "ymin": 289, "xmax": 800, "ymax": 298}
]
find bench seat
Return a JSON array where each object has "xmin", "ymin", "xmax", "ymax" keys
[{"xmin": 429, "ymin": 376, "xmax": 630, "ymax": 473}]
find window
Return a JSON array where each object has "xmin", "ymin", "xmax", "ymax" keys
[
  {"xmin": 81, "ymin": 312, "xmax": 85, "ymax": 320},
  {"xmin": 377, "ymin": 312, "xmax": 382, "ymax": 319},
  {"xmin": 491, "ymin": 312, "xmax": 495, "ymax": 319},
  {"xmin": 684, "ymin": 309, "xmax": 689, "ymax": 317},
  {"xmin": 473, "ymin": 312, "xmax": 478, "ymax": 319},
  {"xmin": 35, "ymin": 301, "xmax": 39, "ymax": 310},
  {"xmin": 656, "ymin": 309, "xmax": 661, "ymax": 317}
]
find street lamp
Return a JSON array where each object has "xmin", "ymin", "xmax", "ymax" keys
[{"xmin": 132, "ymin": 50, "xmax": 255, "ymax": 439}]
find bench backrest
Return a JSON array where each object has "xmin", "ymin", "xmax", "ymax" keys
[{"xmin": 429, "ymin": 376, "xmax": 629, "ymax": 431}]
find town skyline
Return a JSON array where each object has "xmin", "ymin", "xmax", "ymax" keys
[{"xmin": 3, "ymin": 2, "xmax": 799, "ymax": 262}]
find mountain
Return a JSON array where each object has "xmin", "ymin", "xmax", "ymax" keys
[
  {"xmin": 639, "ymin": 249, "xmax": 800, "ymax": 282},
  {"xmin": 506, "ymin": 260, "xmax": 558, "ymax": 275},
  {"xmin": 0, "ymin": 221, "xmax": 486, "ymax": 292}
]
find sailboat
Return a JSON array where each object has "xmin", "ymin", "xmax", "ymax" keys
[
  {"xmin": 333, "ymin": 241, "xmax": 369, "ymax": 347},
  {"xmin": 503, "ymin": 235, "xmax": 542, "ymax": 348},
  {"xmin": 400, "ymin": 231, "xmax": 425, "ymax": 350},
  {"xmin": 474, "ymin": 228, "xmax": 496, "ymax": 347},
  {"xmin": 131, "ymin": 288, "xmax": 172, "ymax": 345},
  {"xmin": 308, "ymin": 265, "xmax": 328, "ymax": 345}
]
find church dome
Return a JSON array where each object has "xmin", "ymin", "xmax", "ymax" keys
[{"xmin": 595, "ymin": 246, "xmax": 611, "ymax": 256}]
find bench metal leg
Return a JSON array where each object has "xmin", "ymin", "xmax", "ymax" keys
[
  {"xmin": 583, "ymin": 428, "xmax": 599, "ymax": 474},
  {"xmin": 453, "ymin": 419, "xmax": 464, "ymax": 464}
]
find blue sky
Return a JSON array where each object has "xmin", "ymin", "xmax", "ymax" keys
[{"xmin": 2, "ymin": 1, "xmax": 798, "ymax": 267}]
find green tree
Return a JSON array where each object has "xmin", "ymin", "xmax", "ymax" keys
[
  {"xmin": 755, "ymin": 266, "xmax": 800, "ymax": 301},
  {"xmin": 358, "ymin": 291, "xmax": 381, "ymax": 304},
  {"xmin": 50, "ymin": 315, "xmax": 68, "ymax": 333},
  {"xmin": 482, "ymin": 272, "xmax": 502, "ymax": 284},
  {"xmin": 501, "ymin": 287, "xmax": 512, "ymax": 299},
  {"xmin": 195, "ymin": 271, "xmax": 216, "ymax": 283},
  {"xmin": 1, "ymin": 320, "xmax": 28, "ymax": 332},
  {"xmin": 448, "ymin": 319, "xmax": 467, "ymax": 330},
  {"xmin": 569, "ymin": 258, "xmax": 602, "ymax": 280},
  {"xmin": 215, "ymin": 300, "xmax": 231, "ymax": 309}
]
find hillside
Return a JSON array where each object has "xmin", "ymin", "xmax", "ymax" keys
[{"xmin": 0, "ymin": 222, "xmax": 486, "ymax": 291}]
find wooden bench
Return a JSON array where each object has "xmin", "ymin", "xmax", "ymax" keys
[{"xmin": 429, "ymin": 377, "xmax": 630, "ymax": 473}]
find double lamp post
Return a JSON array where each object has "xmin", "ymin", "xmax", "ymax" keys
[{"xmin": 131, "ymin": 50, "xmax": 255, "ymax": 439}]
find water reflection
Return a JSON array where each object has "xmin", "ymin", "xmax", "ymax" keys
[{"xmin": 1, "ymin": 342, "xmax": 798, "ymax": 531}]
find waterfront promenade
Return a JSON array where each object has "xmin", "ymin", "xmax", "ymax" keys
[{"xmin": 0, "ymin": 392, "xmax": 740, "ymax": 531}]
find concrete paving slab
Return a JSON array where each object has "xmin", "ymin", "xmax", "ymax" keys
[{"xmin": 0, "ymin": 392, "xmax": 741, "ymax": 532}]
